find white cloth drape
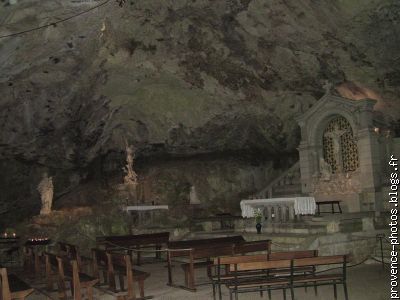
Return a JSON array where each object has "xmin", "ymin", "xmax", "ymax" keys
[
  {"xmin": 125, "ymin": 205, "xmax": 169, "ymax": 211},
  {"xmin": 240, "ymin": 197, "xmax": 316, "ymax": 218}
]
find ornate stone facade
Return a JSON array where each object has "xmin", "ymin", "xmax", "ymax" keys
[{"xmin": 296, "ymin": 93, "xmax": 397, "ymax": 213}]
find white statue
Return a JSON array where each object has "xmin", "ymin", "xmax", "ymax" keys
[
  {"xmin": 123, "ymin": 141, "xmax": 138, "ymax": 186},
  {"xmin": 319, "ymin": 157, "xmax": 332, "ymax": 181},
  {"xmin": 189, "ymin": 185, "xmax": 200, "ymax": 204},
  {"xmin": 37, "ymin": 172, "xmax": 53, "ymax": 215},
  {"xmin": 323, "ymin": 80, "xmax": 333, "ymax": 95},
  {"xmin": 324, "ymin": 124, "xmax": 348, "ymax": 172}
]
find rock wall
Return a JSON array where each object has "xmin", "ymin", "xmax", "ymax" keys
[{"xmin": 0, "ymin": 0, "xmax": 400, "ymax": 226}]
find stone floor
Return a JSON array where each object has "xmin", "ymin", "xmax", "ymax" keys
[{"xmin": 18, "ymin": 260, "xmax": 389, "ymax": 300}]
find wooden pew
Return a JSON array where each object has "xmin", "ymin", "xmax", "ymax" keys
[
  {"xmin": 212, "ymin": 254, "xmax": 269, "ymax": 300},
  {"xmin": 91, "ymin": 248, "xmax": 109, "ymax": 285},
  {"xmin": 268, "ymin": 249, "xmax": 319, "ymax": 294},
  {"xmin": 106, "ymin": 252, "xmax": 151, "ymax": 300},
  {"xmin": 291, "ymin": 255, "xmax": 349, "ymax": 300},
  {"xmin": 223, "ymin": 254, "xmax": 349, "ymax": 300},
  {"xmin": 22, "ymin": 245, "xmax": 41, "ymax": 275},
  {"xmin": 168, "ymin": 236, "xmax": 245, "ymax": 250},
  {"xmin": 96, "ymin": 232, "xmax": 170, "ymax": 265},
  {"xmin": 268, "ymin": 250, "xmax": 318, "ymax": 260},
  {"xmin": 0, "ymin": 267, "xmax": 34, "ymax": 300},
  {"xmin": 167, "ymin": 236, "xmax": 270, "ymax": 291},
  {"xmin": 44, "ymin": 252, "xmax": 61, "ymax": 294},
  {"xmin": 57, "ymin": 256, "xmax": 99, "ymax": 300},
  {"xmin": 45, "ymin": 252, "xmax": 98, "ymax": 300},
  {"xmin": 227, "ymin": 259, "xmax": 292, "ymax": 300},
  {"xmin": 58, "ymin": 242, "xmax": 91, "ymax": 273},
  {"xmin": 211, "ymin": 250, "xmax": 318, "ymax": 300}
]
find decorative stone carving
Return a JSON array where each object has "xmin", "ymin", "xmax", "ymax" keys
[{"xmin": 37, "ymin": 173, "xmax": 53, "ymax": 215}]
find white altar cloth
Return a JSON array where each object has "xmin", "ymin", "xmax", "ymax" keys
[
  {"xmin": 240, "ymin": 197, "xmax": 316, "ymax": 218},
  {"xmin": 125, "ymin": 205, "xmax": 169, "ymax": 211}
]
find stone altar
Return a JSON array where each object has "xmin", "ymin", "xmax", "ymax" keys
[{"xmin": 240, "ymin": 197, "xmax": 316, "ymax": 222}]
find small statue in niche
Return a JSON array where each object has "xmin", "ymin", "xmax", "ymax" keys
[
  {"xmin": 319, "ymin": 157, "xmax": 332, "ymax": 181},
  {"xmin": 189, "ymin": 185, "xmax": 200, "ymax": 204},
  {"xmin": 37, "ymin": 172, "xmax": 53, "ymax": 215},
  {"xmin": 322, "ymin": 80, "xmax": 333, "ymax": 95}
]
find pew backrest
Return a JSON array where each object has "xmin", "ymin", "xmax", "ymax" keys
[
  {"xmin": 230, "ymin": 259, "xmax": 292, "ymax": 272},
  {"xmin": 167, "ymin": 235, "xmax": 245, "ymax": 251},
  {"xmin": 97, "ymin": 232, "xmax": 170, "ymax": 248},
  {"xmin": 268, "ymin": 250, "xmax": 318, "ymax": 261},
  {"xmin": 214, "ymin": 253, "xmax": 268, "ymax": 265},
  {"xmin": 292, "ymin": 255, "xmax": 346, "ymax": 268}
]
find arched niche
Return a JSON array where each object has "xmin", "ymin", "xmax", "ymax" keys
[{"xmin": 321, "ymin": 115, "xmax": 359, "ymax": 173}]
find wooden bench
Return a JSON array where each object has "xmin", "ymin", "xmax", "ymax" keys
[
  {"xmin": 106, "ymin": 252, "xmax": 151, "ymax": 299},
  {"xmin": 316, "ymin": 200, "xmax": 342, "ymax": 214},
  {"xmin": 45, "ymin": 252, "xmax": 98, "ymax": 299},
  {"xmin": 167, "ymin": 236, "xmax": 244, "ymax": 291},
  {"xmin": 96, "ymin": 232, "xmax": 170, "ymax": 265},
  {"xmin": 268, "ymin": 250, "xmax": 319, "ymax": 276},
  {"xmin": 212, "ymin": 254, "xmax": 269, "ymax": 300},
  {"xmin": 57, "ymin": 256, "xmax": 99, "ymax": 300},
  {"xmin": 91, "ymin": 248, "xmax": 109, "ymax": 285},
  {"xmin": 0, "ymin": 267, "xmax": 34, "ymax": 300},
  {"xmin": 224, "ymin": 254, "xmax": 349, "ymax": 300},
  {"xmin": 44, "ymin": 252, "xmax": 62, "ymax": 294},
  {"xmin": 167, "ymin": 236, "xmax": 270, "ymax": 291},
  {"xmin": 58, "ymin": 242, "xmax": 91, "ymax": 273},
  {"xmin": 211, "ymin": 250, "xmax": 317, "ymax": 300},
  {"xmin": 291, "ymin": 255, "xmax": 348, "ymax": 300},
  {"xmin": 227, "ymin": 259, "xmax": 292, "ymax": 300},
  {"xmin": 22, "ymin": 245, "xmax": 41, "ymax": 275}
]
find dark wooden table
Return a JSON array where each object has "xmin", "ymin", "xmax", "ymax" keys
[{"xmin": 316, "ymin": 200, "xmax": 342, "ymax": 214}]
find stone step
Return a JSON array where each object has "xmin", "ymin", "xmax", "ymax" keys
[
  {"xmin": 260, "ymin": 224, "xmax": 326, "ymax": 235},
  {"xmin": 187, "ymin": 230, "xmax": 237, "ymax": 239},
  {"xmin": 243, "ymin": 232, "xmax": 313, "ymax": 248}
]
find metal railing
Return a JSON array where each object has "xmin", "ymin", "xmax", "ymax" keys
[{"xmin": 376, "ymin": 233, "xmax": 392, "ymax": 269}]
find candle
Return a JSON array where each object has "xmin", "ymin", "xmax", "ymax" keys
[
  {"xmin": 12, "ymin": 233, "xmax": 16, "ymax": 238},
  {"xmin": 4, "ymin": 232, "xmax": 7, "ymax": 238}
]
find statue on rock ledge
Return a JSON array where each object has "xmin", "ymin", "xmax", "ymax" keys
[
  {"xmin": 123, "ymin": 141, "xmax": 138, "ymax": 186},
  {"xmin": 189, "ymin": 185, "xmax": 200, "ymax": 204},
  {"xmin": 37, "ymin": 172, "xmax": 53, "ymax": 215},
  {"xmin": 122, "ymin": 140, "xmax": 139, "ymax": 204}
]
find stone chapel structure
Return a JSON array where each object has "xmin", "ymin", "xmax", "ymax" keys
[{"xmin": 296, "ymin": 92, "xmax": 399, "ymax": 213}]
